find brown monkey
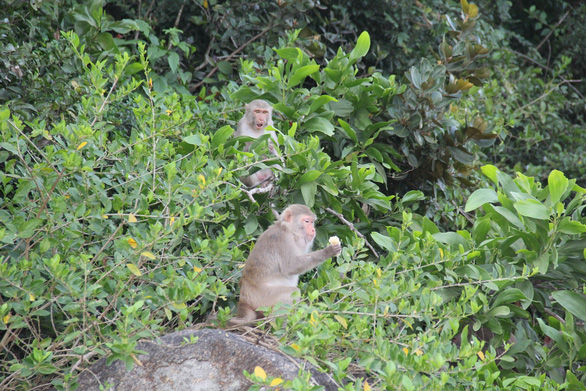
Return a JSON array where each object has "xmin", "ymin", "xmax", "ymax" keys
[
  {"xmin": 234, "ymin": 99, "xmax": 279, "ymax": 188},
  {"xmin": 229, "ymin": 204, "xmax": 342, "ymax": 325}
]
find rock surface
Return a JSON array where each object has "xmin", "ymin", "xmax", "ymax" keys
[{"xmin": 75, "ymin": 328, "xmax": 339, "ymax": 391}]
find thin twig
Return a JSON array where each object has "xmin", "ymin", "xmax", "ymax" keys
[
  {"xmin": 536, "ymin": 10, "xmax": 569, "ymax": 51},
  {"xmin": 190, "ymin": 24, "xmax": 275, "ymax": 92},
  {"xmin": 324, "ymin": 207, "xmax": 380, "ymax": 258},
  {"xmin": 510, "ymin": 49, "xmax": 583, "ymax": 99},
  {"xmin": 518, "ymin": 79, "xmax": 579, "ymax": 111}
]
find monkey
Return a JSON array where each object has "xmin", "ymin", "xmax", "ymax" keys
[
  {"xmin": 229, "ymin": 204, "xmax": 342, "ymax": 325},
  {"xmin": 233, "ymin": 99, "xmax": 280, "ymax": 188}
]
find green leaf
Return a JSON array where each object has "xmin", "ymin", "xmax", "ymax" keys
[
  {"xmin": 402, "ymin": 191, "xmax": 425, "ymax": 203},
  {"xmin": 552, "ymin": 291, "xmax": 586, "ymax": 321},
  {"xmin": 288, "ymin": 64, "xmax": 320, "ymax": 88},
  {"xmin": 558, "ymin": 218, "xmax": 586, "ymax": 235},
  {"xmin": 168, "ymin": 52, "xmax": 180, "ymax": 73},
  {"xmin": 371, "ymin": 232, "xmax": 396, "ymax": 252},
  {"xmin": 465, "ymin": 189, "xmax": 498, "ymax": 212},
  {"xmin": 217, "ymin": 61, "xmax": 232, "ymax": 75},
  {"xmin": 432, "ymin": 232, "xmax": 469, "ymax": 249},
  {"xmin": 125, "ymin": 62, "xmax": 144, "ymax": 75},
  {"xmin": 513, "ymin": 199, "xmax": 551, "ymax": 220},
  {"xmin": 212, "ymin": 125, "xmax": 234, "ymax": 149},
  {"xmin": 304, "ymin": 117, "xmax": 335, "ymax": 136},
  {"xmin": 309, "ymin": 95, "xmax": 337, "ymax": 113},
  {"xmin": 297, "ymin": 170, "xmax": 322, "ymax": 186},
  {"xmin": 481, "ymin": 165, "xmax": 498, "ymax": 185},
  {"xmin": 492, "ymin": 288, "xmax": 527, "ymax": 307},
  {"xmin": 183, "ymin": 134, "xmax": 202, "ymax": 145},
  {"xmin": 300, "ymin": 182, "xmax": 317, "ymax": 207},
  {"xmin": 1, "ymin": 142, "xmax": 19, "ymax": 155},
  {"xmin": 450, "ymin": 147, "xmax": 474, "ymax": 164},
  {"xmin": 349, "ymin": 31, "xmax": 370, "ymax": 62},
  {"xmin": 548, "ymin": 170, "xmax": 569, "ymax": 205},
  {"xmin": 337, "ymin": 119, "xmax": 357, "ymax": 143},
  {"xmin": 127, "ymin": 263, "xmax": 142, "ymax": 277},
  {"xmin": 487, "ymin": 305, "xmax": 510, "ymax": 317},
  {"xmin": 275, "ymin": 47, "xmax": 301, "ymax": 61}
]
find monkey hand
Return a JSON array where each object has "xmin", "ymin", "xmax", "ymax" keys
[{"xmin": 326, "ymin": 243, "xmax": 342, "ymax": 257}]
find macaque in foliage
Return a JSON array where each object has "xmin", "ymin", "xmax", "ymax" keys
[
  {"xmin": 229, "ymin": 204, "xmax": 342, "ymax": 325},
  {"xmin": 234, "ymin": 99, "xmax": 279, "ymax": 188}
]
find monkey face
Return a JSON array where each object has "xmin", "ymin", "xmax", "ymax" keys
[
  {"xmin": 252, "ymin": 108, "xmax": 270, "ymax": 130},
  {"xmin": 300, "ymin": 214, "xmax": 316, "ymax": 243}
]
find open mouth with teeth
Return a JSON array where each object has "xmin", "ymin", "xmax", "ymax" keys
[{"xmin": 256, "ymin": 122, "xmax": 265, "ymax": 129}]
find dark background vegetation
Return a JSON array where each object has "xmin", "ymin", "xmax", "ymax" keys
[{"xmin": 1, "ymin": 0, "xmax": 585, "ymax": 389}]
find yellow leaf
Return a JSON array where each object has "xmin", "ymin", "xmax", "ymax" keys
[
  {"xmin": 384, "ymin": 306, "xmax": 389, "ymax": 316},
  {"xmin": 364, "ymin": 381, "xmax": 371, "ymax": 391},
  {"xmin": 127, "ymin": 263, "xmax": 142, "ymax": 276},
  {"xmin": 291, "ymin": 343, "xmax": 301, "ymax": 352},
  {"xmin": 198, "ymin": 174, "xmax": 206, "ymax": 185},
  {"xmin": 141, "ymin": 251, "xmax": 156, "ymax": 260},
  {"xmin": 334, "ymin": 315, "xmax": 348, "ymax": 329},
  {"xmin": 254, "ymin": 366, "xmax": 267, "ymax": 380},
  {"xmin": 469, "ymin": 4, "xmax": 479, "ymax": 18},
  {"xmin": 415, "ymin": 349, "xmax": 423, "ymax": 356},
  {"xmin": 128, "ymin": 213, "xmax": 138, "ymax": 223},
  {"xmin": 102, "ymin": 214, "xmax": 109, "ymax": 219},
  {"xmin": 376, "ymin": 268, "xmax": 382, "ymax": 278},
  {"xmin": 148, "ymin": 78, "xmax": 153, "ymax": 89},
  {"xmin": 76, "ymin": 141, "xmax": 87, "ymax": 150},
  {"xmin": 270, "ymin": 378, "xmax": 283, "ymax": 386},
  {"xmin": 170, "ymin": 216, "xmax": 175, "ymax": 225},
  {"xmin": 477, "ymin": 350, "xmax": 485, "ymax": 361},
  {"xmin": 216, "ymin": 167, "xmax": 223, "ymax": 176},
  {"xmin": 164, "ymin": 307, "xmax": 172, "ymax": 320},
  {"xmin": 457, "ymin": 78, "xmax": 474, "ymax": 90},
  {"xmin": 171, "ymin": 302, "xmax": 187, "ymax": 310},
  {"xmin": 203, "ymin": 0, "xmax": 208, "ymax": 9},
  {"xmin": 403, "ymin": 347, "xmax": 409, "ymax": 355},
  {"xmin": 194, "ymin": 266, "xmax": 202, "ymax": 273},
  {"xmin": 373, "ymin": 278, "xmax": 379, "ymax": 287},
  {"xmin": 3, "ymin": 314, "xmax": 10, "ymax": 324},
  {"xmin": 166, "ymin": 109, "xmax": 172, "ymax": 115},
  {"xmin": 439, "ymin": 248, "xmax": 444, "ymax": 258},
  {"xmin": 29, "ymin": 293, "xmax": 35, "ymax": 301},
  {"xmin": 128, "ymin": 238, "xmax": 138, "ymax": 249}
]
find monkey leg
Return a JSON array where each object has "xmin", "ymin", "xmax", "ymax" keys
[{"xmin": 228, "ymin": 301, "xmax": 259, "ymax": 326}]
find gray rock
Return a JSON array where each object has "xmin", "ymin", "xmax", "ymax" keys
[{"xmin": 75, "ymin": 328, "xmax": 339, "ymax": 391}]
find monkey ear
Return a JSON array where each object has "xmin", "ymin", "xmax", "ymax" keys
[
  {"xmin": 282, "ymin": 209, "xmax": 293, "ymax": 223},
  {"xmin": 245, "ymin": 103, "xmax": 249, "ymax": 110}
]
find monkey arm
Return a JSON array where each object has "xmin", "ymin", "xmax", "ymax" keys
[{"xmin": 282, "ymin": 244, "xmax": 341, "ymax": 276}]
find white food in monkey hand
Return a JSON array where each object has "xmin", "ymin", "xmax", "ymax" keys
[{"xmin": 329, "ymin": 236, "xmax": 340, "ymax": 246}]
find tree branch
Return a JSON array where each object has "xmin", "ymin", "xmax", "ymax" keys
[
  {"xmin": 190, "ymin": 24, "xmax": 276, "ymax": 92},
  {"xmin": 325, "ymin": 207, "xmax": 379, "ymax": 258}
]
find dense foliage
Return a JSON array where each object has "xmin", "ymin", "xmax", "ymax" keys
[{"xmin": 1, "ymin": 0, "xmax": 585, "ymax": 390}]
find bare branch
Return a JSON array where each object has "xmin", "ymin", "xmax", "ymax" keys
[{"xmin": 325, "ymin": 207, "xmax": 380, "ymax": 258}]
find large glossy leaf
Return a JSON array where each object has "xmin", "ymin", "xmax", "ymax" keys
[
  {"xmin": 492, "ymin": 288, "xmax": 527, "ymax": 307},
  {"xmin": 288, "ymin": 64, "xmax": 320, "ymax": 88},
  {"xmin": 513, "ymin": 199, "xmax": 551, "ymax": 220},
  {"xmin": 349, "ymin": 31, "xmax": 370, "ymax": 63},
  {"xmin": 212, "ymin": 125, "xmax": 233, "ymax": 149},
  {"xmin": 297, "ymin": 170, "xmax": 322, "ymax": 186},
  {"xmin": 465, "ymin": 188, "xmax": 498, "ymax": 212},
  {"xmin": 548, "ymin": 170, "xmax": 569, "ymax": 206},
  {"xmin": 304, "ymin": 117, "xmax": 335, "ymax": 136},
  {"xmin": 552, "ymin": 291, "xmax": 586, "ymax": 321},
  {"xmin": 371, "ymin": 232, "xmax": 396, "ymax": 252}
]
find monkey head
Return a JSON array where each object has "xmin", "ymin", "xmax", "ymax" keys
[{"xmin": 245, "ymin": 100, "xmax": 272, "ymax": 131}]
